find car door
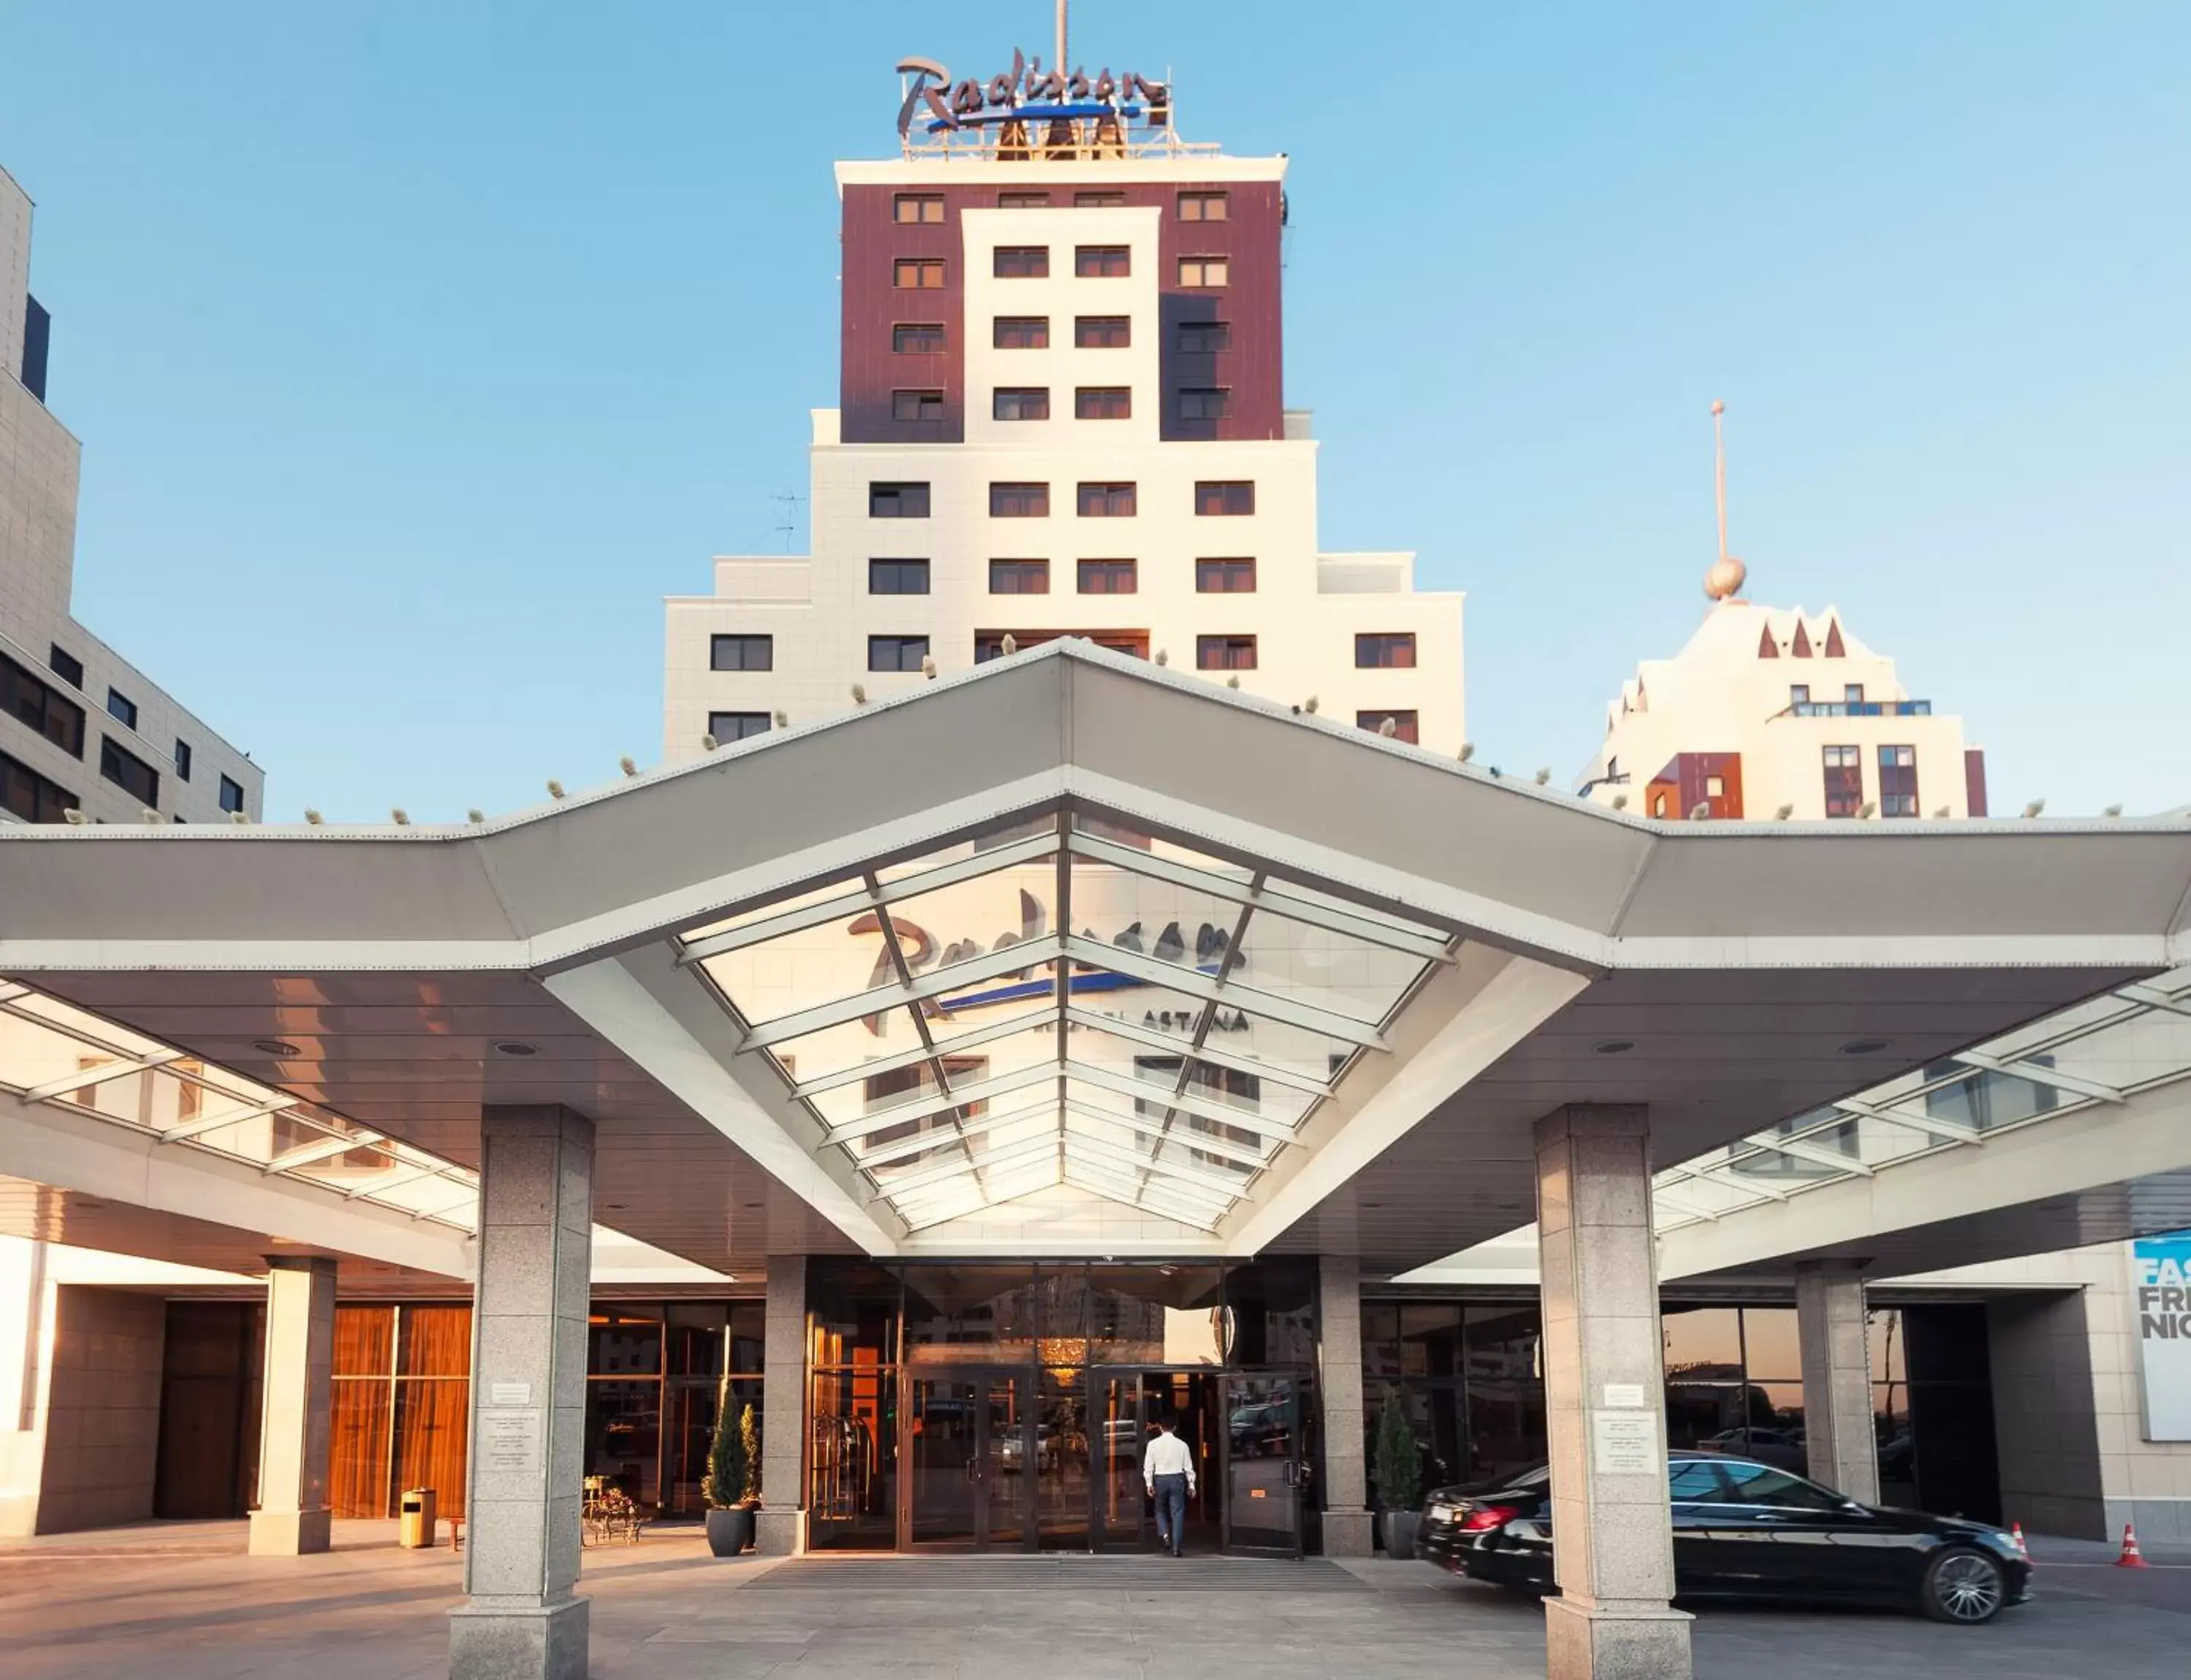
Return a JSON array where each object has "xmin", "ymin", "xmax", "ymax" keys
[
  {"xmin": 1707, "ymin": 1458, "xmax": 1903, "ymax": 1600},
  {"xmin": 1666, "ymin": 1458, "xmax": 1743, "ymax": 1597}
]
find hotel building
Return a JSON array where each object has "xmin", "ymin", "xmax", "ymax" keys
[
  {"xmin": 0, "ymin": 165, "xmax": 264, "ymax": 828},
  {"xmin": 664, "ymin": 100, "xmax": 1461, "ymax": 757}
]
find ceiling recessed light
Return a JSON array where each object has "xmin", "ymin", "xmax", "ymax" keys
[
  {"xmin": 1592, "ymin": 1039, "xmax": 1636, "ymax": 1055},
  {"xmin": 493, "ymin": 1041, "xmax": 538, "ymax": 1057},
  {"xmin": 1839, "ymin": 1038, "xmax": 1889, "ymax": 1056},
  {"xmin": 253, "ymin": 1039, "xmax": 302, "ymax": 1057}
]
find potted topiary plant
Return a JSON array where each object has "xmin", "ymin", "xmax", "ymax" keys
[
  {"xmin": 703, "ymin": 1386, "xmax": 759, "ymax": 1557},
  {"xmin": 1373, "ymin": 1384, "xmax": 1423, "ymax": 1559}
]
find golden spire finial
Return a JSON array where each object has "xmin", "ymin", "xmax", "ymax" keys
[{"xmin": 1705, "ymin": 399, "xmax": 1747, "ymax": 602}]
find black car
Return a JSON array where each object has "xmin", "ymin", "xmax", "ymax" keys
[{"xmin": 1418, "ymin": 1453, "xmax": 2030, "ymax": 1624}]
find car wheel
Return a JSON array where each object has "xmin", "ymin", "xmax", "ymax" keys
[{"xmin": 1921, "ymin": 1547, "xmax": 2006, "ymax": 1624}]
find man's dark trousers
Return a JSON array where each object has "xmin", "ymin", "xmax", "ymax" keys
[{"xmin": 1152, "ymin": 1473, "xmax": 1189, "ymax": 1556}]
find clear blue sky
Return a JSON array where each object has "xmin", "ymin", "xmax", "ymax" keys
[{"xmin": 4, "ymin": 1, "xmax": 2184, "ymax": 821}]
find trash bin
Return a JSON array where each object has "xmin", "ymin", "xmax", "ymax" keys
[{"xmin": 399, "ymin": 1487, "xmax": 437, "ymax": 1549}]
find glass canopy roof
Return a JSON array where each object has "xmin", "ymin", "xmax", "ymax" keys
[
  {"xmin": 1649, "ymin": 966, "xmax": 2191, "ymax": 1233},
  {"xmin": 0, "ymin": 980, "xmax": 484, "ymax": 1232},
  {"xmin": 678, "ymin": 813, "xmax": 1458, "ymax": 1233}
]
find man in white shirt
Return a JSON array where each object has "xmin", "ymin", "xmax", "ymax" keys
[{"xmin": 1143, "ymin": 1416, "xmax": 1196, "ymax": 1556}]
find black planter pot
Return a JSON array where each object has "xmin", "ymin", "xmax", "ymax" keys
[
  {"xmin": 1381, "ymin": 1510, "xmax": 1421, "ymax": 1559},
  {"xmin": 706, "ymin": 1505, "xmax": 756, "ymax": 1557}
]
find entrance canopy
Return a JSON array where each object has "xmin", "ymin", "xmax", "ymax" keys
[{"xmin": 1, "ymin": 642, "xmax": 2186, "ymax": 1274}]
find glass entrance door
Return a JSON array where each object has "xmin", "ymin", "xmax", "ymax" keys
[
  {"xmin": 906, "ymin": 1369, "xmax": 1031, "ymax": 1549},
  {"xmin": 1223, "ymin": 1372, "xmax": 1304, "ymax": 1557},
  {"xmin": 1093, "ymin": 1372, "xmax": 1148, "ymax": 1551}
]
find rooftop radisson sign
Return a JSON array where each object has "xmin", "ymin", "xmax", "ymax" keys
[{"xmin": 896, "ymin": 50, "xmax": 1168, "ymax": 139}]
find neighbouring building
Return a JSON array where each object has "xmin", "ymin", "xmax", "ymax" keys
[
  {"xmin": 663, "ymin": 88, "xmax": 1462, "ymax": 758},
  {"xmin": 0, "ymin": 164, "xmax": 264, "ymax": 828}
]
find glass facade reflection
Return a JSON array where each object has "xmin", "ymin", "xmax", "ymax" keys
[{"xmin": 806, "ymin": 1258, "xmax": 1320, "ymax": 1553}]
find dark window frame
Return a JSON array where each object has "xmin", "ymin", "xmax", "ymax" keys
[
  {"xmin": 1355, "ymin": 633, "xmax": 1418, "ymax": 670},
  {"xmin": 988, "ymin": 482, "xmax": 1050, "ymax": 518},
  {"xmin": 868, "ymin": 635, "xmax": 932, "ymax": 673},
  {"xmin": 1178, "ymin": 255, "xmax": 1229, "ymax": 288},
  {"xmin": 892, "ymin": 194, "xmax": 946, "ymax": 225},
  {"xmin": 1177, "ymin": 321, "xmax": 1232, "ymax": 354},
  {"xmin": 892, "ymin": 322, "xmax": 946, "ymax": 354},
  {"xmin": 1196, "ymin": 635, "xmax": 1258, "ymax": 671},
  {"xmin": 1075, "ymin": 316, "xmax": 1131, "ymax": 348},
  {"xmin": 1077, "ymin": 482, "xmax": 1137, "ymax": 517},
  {"xmin": 107, "ymin": 687, "xmax": 139, "ymax": 730},
  {"xmin": 1195, "ymin": 481, "xmax": 1255, "ymax": 516},
  {"xmin": 867, "ymin": 559, "xmax": 931, "ymax": 596},
  {"xmin": 993, "ymin": 387, "xmax": 1051, "ymax": 422},
  {"xmin": 1177, "ymin": 191, "xmax": 1229, "ymax": 222},
  {"xmin": 993, "ymin": 245, "xmax": 1050, "ymax": 278},
  {"xmin": 992, "ymin": 316, "xmax": 1049, "ymax": 350},
  {"xmin": 218, "ymin": 774, "xmax": 245, "ymax": 814},
  {"xmin": 47, "ymin": 645, "xmax": 84, "ymax": 689},
  {"xmin": 174, "ymin": 739, "xmax": 193, "ymax": 781},
  {"xmin": 996, "ymin": 191, "xmax": 1051, "ymax": 210},
  {"xmin": 892, "ymin": 257, "xmax": 947, "ymax": 290},
  {"xmin": 1077, "ymin": 560, "xmax": 1138, "ymax": 595},
  {"xmin": 710, "ymin": 634, "xmax": 776, "ymax": 673},
  {"xmin": 987, "ymin": 560, "xmax": 1051, "ymax": 596},
  {"xmin": 99, "ymin": 736, "xmax": 160, "ymax": 806},
  {"xmin": 869, "ymin": 482, "xmax": 932, "ymax": 519},
  {"xmin": 1074, "ymin": 245, "xmax": 1131, "ymax": 278},
  {"xmin": 1074, "ymin": 190, "xmax": 1128, "ymax": 208},
  {"xmin": 2, "ymin": 652, "xmax": 87, "ymax": 758},
  {"xmin": 0, "ymin": 747, "xmax": 78, "ymax": 824},
  {"xmin": 890, "ymin": 389, "xmax": 946, "ymax": 423},
  {"xmin": 1075, "ymin": 386, "xmax": 1132, "ymax": 421},
  {"xmin": 708, "ymin": 711, "xmax": 772, "ymax": 743},
  {"xmin": 1179, "ymin": 387, "xmax": 1230, "ymax": 421},
  {"xmin": 1195, "ymin": 558, "xmax": 1256, "ymax": 593}
]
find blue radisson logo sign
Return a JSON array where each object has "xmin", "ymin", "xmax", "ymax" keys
[
  {"xmin": 849, "ymin": 888, "xmax": 1247, "ymax": 1036},
  {"xmin": 896, "ymin": 51, "xmax": 1168, "ymax": 140}
]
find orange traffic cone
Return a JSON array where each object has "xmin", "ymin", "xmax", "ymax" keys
[
  {"xmin": 2010, "ymin": 1521, "xmax": 2029, "ymax": 1559},
  {"xmin": 2117, "ymin": 1523, "xmax": 2149, "ymax": 1569}
]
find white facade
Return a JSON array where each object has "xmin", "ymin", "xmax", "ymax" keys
[
  {"xmin": 0, "ymin": 164, "xmax": 264, "ymax": 828},
  {"xmin": 1578, "ymin": 595, "xmax": 1982, "ymax": 821},
  {"xmin": 665, "ymin": 159, "xmax": 1463, "ymax": 760}
]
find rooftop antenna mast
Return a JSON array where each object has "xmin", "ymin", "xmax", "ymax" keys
[
  {"xmin": 769, "ymin": 490, "xmax": 805, "ymax": 555},
  {"xmin": 1056, "ymin": 0, "xmax": 1068, "ymax": 69},
  {"xmin": 1704, "ymin": 400, "xmax": 1747, "ymax": 602}
]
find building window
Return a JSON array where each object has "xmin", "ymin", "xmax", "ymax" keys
[
  {"xmin": 1179, "ymin": 388, "xmax": 1229, "ymax": 421},
  {"xmin": 1878, "ymin": 745, "xmax": 1918, "ymax": 817},
  {"xmin": 993, "ymin": 245, "xmax": 1049, "ymax": 278},
  {"xmin": 1077, "ymin": 560, "xmax": 1137, "ymax": 594},
  {"xmin": 987, "ymin": 560, "xmax": 1050, "ymax": 595},
  {"xmin": 710, "ymin": 634, "xmax": 774, "ymax": 672},
  {"xmin": 1196, "ymin": 558, "xmax": 1255, "ymax": 593},
  {"xmin": 1178, "ymin": 256, "xmax": 1229, "ymax": 288},
  {"xmin": 868, "ymin": 559, "xmax": 930, "ymax": 595},
  {"xmin": 107, "ymin": 688, "xmax": 139, "ymax": 730},
  {"xmin": 218, "ymin": 774, "xmax": 245, "ymax": 814},
  {"xmin": 892, "ymin": 258, "xmax": 945, "ymax": 289},
  {"xmin": 1177, "ymin": 321, "xmax": 1231, "ymax": 354},
  {"xmin": 992, "ymin": 315, "xmax": 1049, "ymax": 350},
  {"xmin": 891, "ymin": 389, "xmax": 945, "ymax": 422},
  {"xmin": 1177, "ymin": 191, "xmax": 1228, "ymax": 221},
  {"xmin": 1075, "ymin": 316, "xmax": 1131, "ymax": 348},
  {"xmin": 1074, "ymin": 190, "xmax": 1127, "ymax": 207},
  {"xmin": 708, "ymin": 711, "xmax": 771, "ymax": 742},
  {"xmin": 0, "ymin": 749, "xmax": 77, "ymax": 824},
  {"xmin": 1076, "ymin": 386, "xmax": 1131, "ymax": 420},
  {"xmin": 1197, "ymin": 635, "xmax": 1257, "ymax": 671},
  {"xmin": 174, "ymin": 739, "xmax": 193, "ymax": 781},
  {"xmin": 868, "ymin": 635, "xmax": 930, "ymax": 673},
  {"xmin": 1078, "ymin": 481, "xmax": 1136, "ymax": 517},
  {"xmin": 989, "ymin": 482, "xmax": 1049, "ymax": 517},
  {"xmin": 870, "ymin": 481, "xmax": 931, "ymax": 518},
  {"xmin": 2, "ymin": 652, "xmax": 87, "ymax": 757},
  {"xmin": 1653, "ymin": 793, "xmax": 1669, "ymax": 817},
  {"xmin": 47, "ymin": 645, "xmax": 83, "ymax": 689},
  {"xmin": 997, "ymin": 191, "xmax": 1050, "ymax": 209},
  {"xmin": 1196, "ymin": 481, "xmax": 1255, "ymax": 516},
  {"xmin": 1357, "ymin": 711, "xmax": 1420, "ymax": 744},
  {"xmin": 893, "ymin": 193, "xmax": 945, "ymax": 224},
  {"xmin": 1355, "ymin": 633, "xmax": 1417, "ymax": 669},
  {"xmin": 100, "ymin": 737, "xmax": 159, "ymax": 805},
  {"xmin": 1846, "ymin": 684, "xmax": 1866, "ymax": 703},
  {"xmin": 993, "ymin": 387, "xmax": 1050, "ymax": 421},
  {"xmin": 1076, "ymin": 245, "xmax": 1131, "ymax": 278},
  {"xmin": 892, "ymin": 322, "xmax": 945, "ymax": 354},
  {"xmin": 1705, "ymin": 774, "xmax": 1725, "ymax": 798},
  {"xmin": 1822, "ymin": 744, "xmax": 1863, "ymax": 817},
  {"xmin": 1789, "ymin": 684, "xmax": 1810, "ymax": 706}
]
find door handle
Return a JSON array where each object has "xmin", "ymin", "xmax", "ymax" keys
[{"xmin": 1282, "ymin": 1461, "xmax": 1301, "ymax": 1486}]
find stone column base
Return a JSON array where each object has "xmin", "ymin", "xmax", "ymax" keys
[
  {"xmin": 247, "ymin": 1506, "xmax": 331, "ymax": 1556},
  {"xmin": 1545, "ymin": 1597, "xmax": 1693, "ymax": 1680},
  {"xmin": 1321, "ymin": 1509, "xmax": 1373, "ymax": 1558},
  {"xmin": 756, "ymin": 1507, "xmax": 807, "ymax": 1557},
  {"xmin": 449, "ymin": 1597, "xmax": 589, "ymax": 1680}
]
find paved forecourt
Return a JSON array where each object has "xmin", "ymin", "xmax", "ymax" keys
[{"xmin": 1, "ymin": 1525, "xmax": 2189, "ymax": 1679}]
